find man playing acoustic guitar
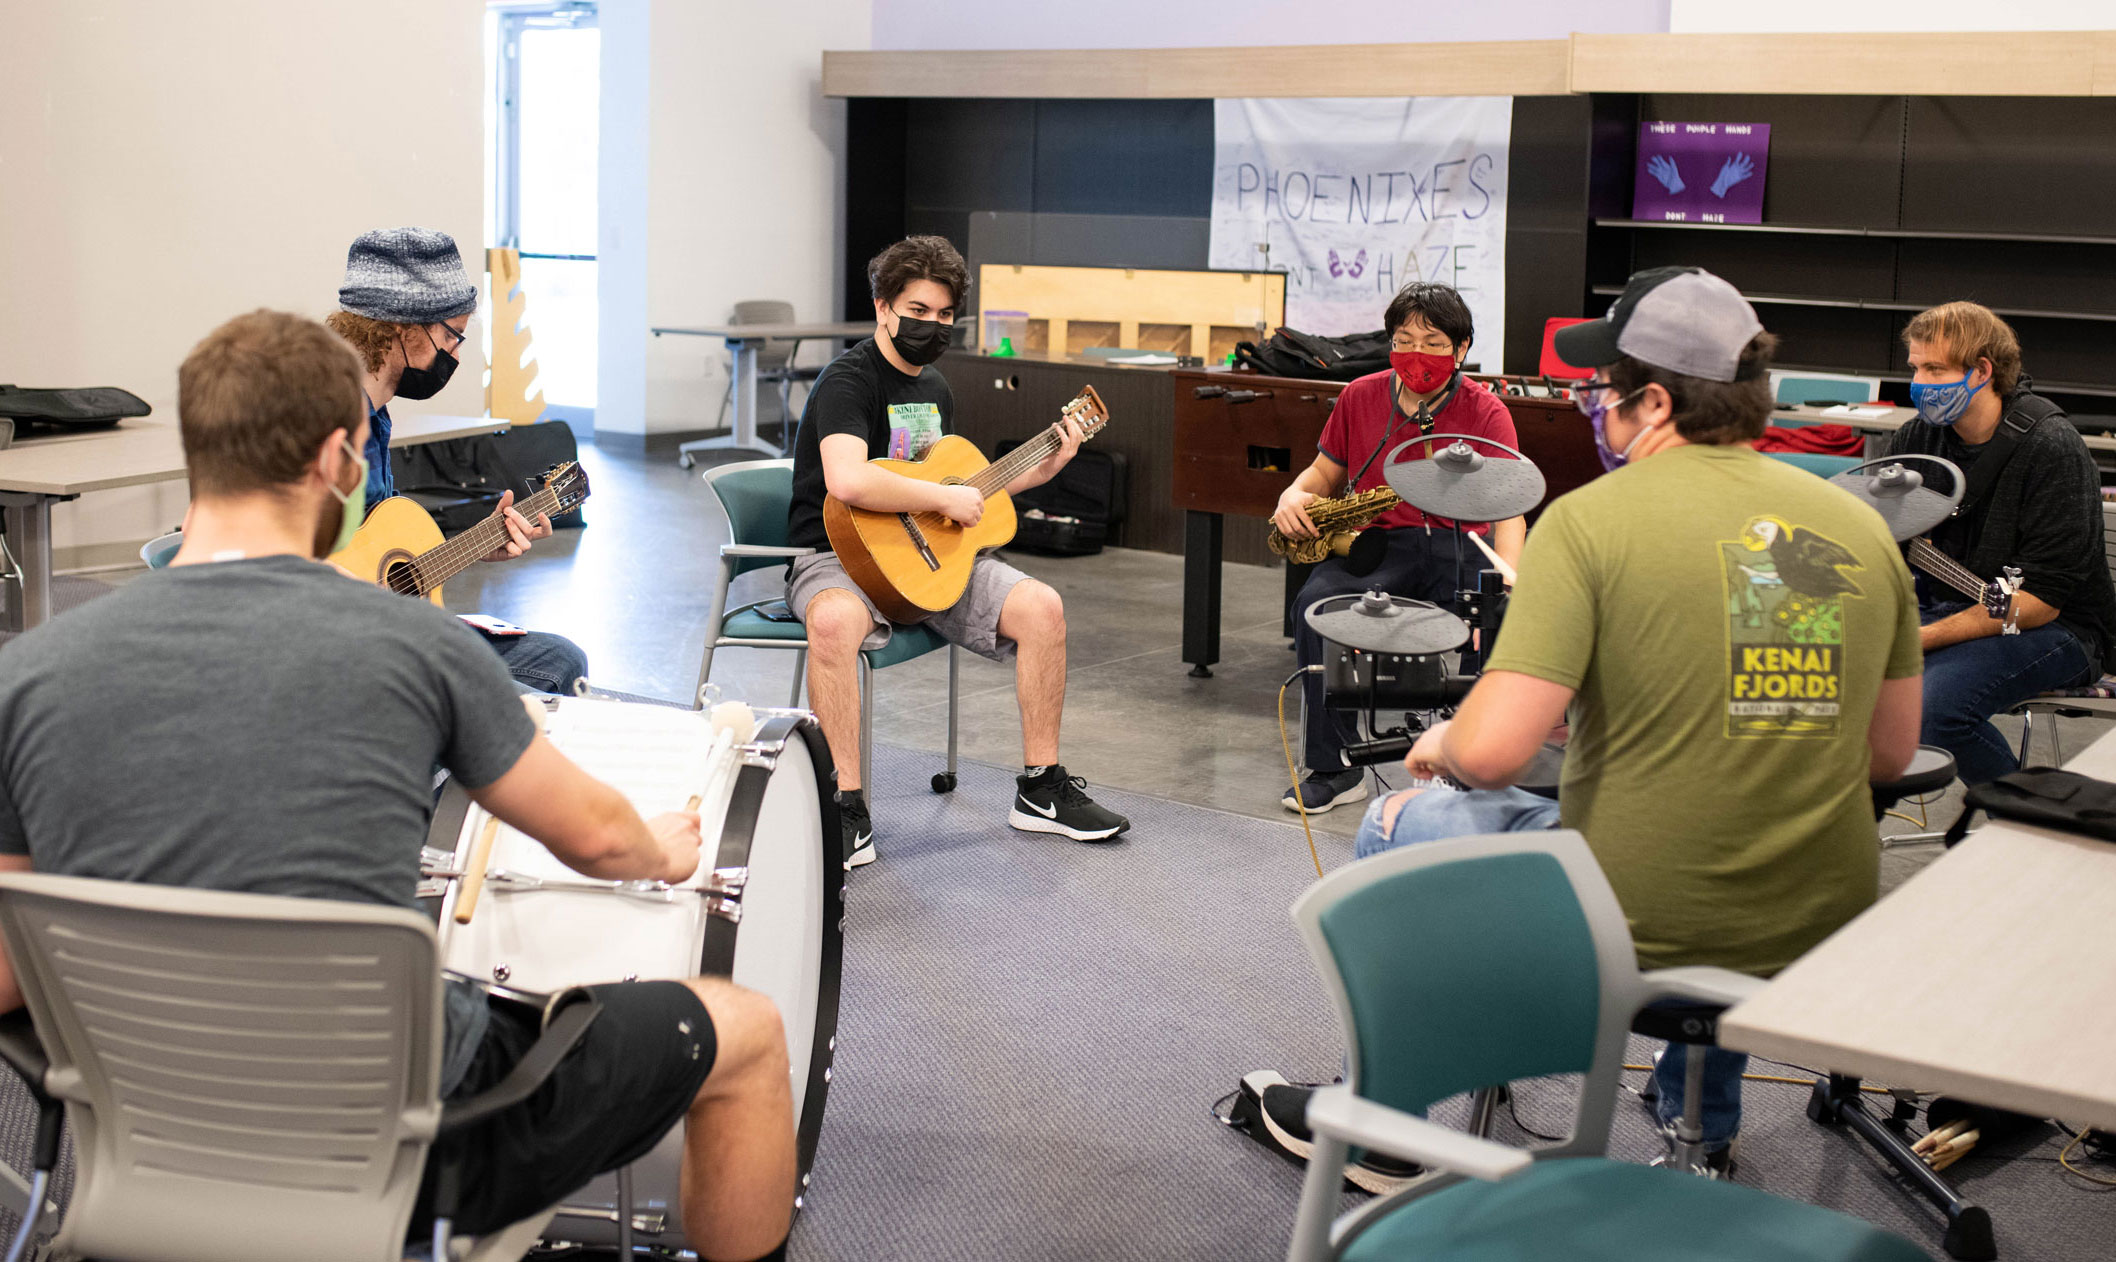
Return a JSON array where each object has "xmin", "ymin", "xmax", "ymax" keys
[
  {"xmin": 323, "ymin": 227, "xmax": 589, "ymax": 695},
  {"xmin": 786, "ymin": 236, "xmax": 1129, "ymax": 866}
]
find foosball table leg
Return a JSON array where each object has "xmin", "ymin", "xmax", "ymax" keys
[{"xmin": 1183, "ymin": 510, "xmax": 1223, "ymax": 678}]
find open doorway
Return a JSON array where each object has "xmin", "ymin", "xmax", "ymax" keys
[{"xmin": 487, "ymin": 1, "xmax": 598, "ymax": 433}]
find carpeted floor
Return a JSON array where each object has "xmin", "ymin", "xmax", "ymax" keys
[{"xmin": 784, "ymin": 743, "xmax": 2115, "ymax": 1262}]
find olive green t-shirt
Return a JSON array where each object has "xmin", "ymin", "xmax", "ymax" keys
[{"xmin": 1486, "ymin": 444, "xmax": 1922, "ymax": 976}]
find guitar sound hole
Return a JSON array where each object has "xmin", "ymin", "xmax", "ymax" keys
[{"xmin": 382, "ymin": 561, "xmax": 420, "ymax": 596}]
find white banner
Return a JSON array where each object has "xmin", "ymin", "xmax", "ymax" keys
[{"xmin": 1209, "ymin": 97, "xmax": 1512, "ymax": 371}]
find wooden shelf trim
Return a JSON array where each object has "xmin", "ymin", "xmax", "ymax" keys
[
  {"xmin": 1595, "ymin": 219, "xmax": 2116, "ymax": 248},
  {"xmin": 826, "ymin": 31, "xmax": 2116, "ymax": 100},
  {"xmin": 824, "ymin": 40, "xmax": 1572, "ymax": 99},
  {"xmin": 1568, "ymin": 30, "xmax": 2116, "ymax": 97},
  {"xmin": 1588, "ymin": 286, "xmax": 2116, "ymax": 324}
]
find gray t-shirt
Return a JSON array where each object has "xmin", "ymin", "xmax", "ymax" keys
[{"xmin": 0, "ymin": 555, "xmax": 538, "ymax": 1089}]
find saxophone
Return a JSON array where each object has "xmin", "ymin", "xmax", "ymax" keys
[{"xmin": 1267, "ymin": 485, "xmax": 1401, "ymax": 564}]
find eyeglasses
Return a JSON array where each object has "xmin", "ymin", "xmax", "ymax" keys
[
  {"xmin": 430, "ymin": 318, "xmax": 475, "ymax": 353},
  {"xmin": 1566, "ymin": 379, "xmax": 1615, "ymax": 414}
]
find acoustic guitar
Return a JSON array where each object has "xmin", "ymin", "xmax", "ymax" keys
[
  {"xmin": 823, "ymin": 386, "xmax": 1110, "ymax": 622},
  {"xmin": 329, "ymin": 462, "xmax": 591, "ymax": 605}
]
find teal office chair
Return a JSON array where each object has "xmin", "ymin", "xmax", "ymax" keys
[
  {"xmin": 696, "ymin": 459, "xmax": 959, "ymax": 795},
  {"xmin": 1285, "ymin": 830, "xmax": 1929, "ymax": 1262},
  {"xmin": 1765, "ymin": 452, "xmax": 1863, "ymax": 479}
]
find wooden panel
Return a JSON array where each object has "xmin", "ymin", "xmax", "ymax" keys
[
  {"xmin": 1570, "ymin": 31, "xmax": 2116, "ymax": 97},
  {"xmin": 1171, "ymin": 369, "xmax": 1342, "ymax": 521},
  {"xmin": 824, "ymin": 41, "xmax": 1572, "ymax": 100},
  {"xmin": 978, "ymin": 264, "xmax": 1284, "ymax": 356}
]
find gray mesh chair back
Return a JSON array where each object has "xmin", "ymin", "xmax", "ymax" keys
[
  {"xmin": 0, "ymin": 872, "xmax": 444, "ymax": 1262},
  {"xmin": 733, "ymin": 299, "xmax": 799, "ymax": 373}
]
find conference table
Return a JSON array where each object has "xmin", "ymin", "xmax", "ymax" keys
[
  {"xmin": 0, "ymin": 414, "xmax": 508, "ymax": 632},
  {"xmin": 651, "ymin": 320, "xmax": 872, "ymax": 462},
  {"xmin": 1777, "ymin": 401, "xmax": 2116, "ymax": 455}
]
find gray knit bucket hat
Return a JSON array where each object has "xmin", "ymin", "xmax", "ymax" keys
[{"xmin": 337, "ymin": 228, "xmax": 478, "ymax": 324}]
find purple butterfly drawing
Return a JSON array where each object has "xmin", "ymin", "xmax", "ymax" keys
[{"xmin": 1326, "ymin": 248, "xmax": 1368, "ymax": 279}]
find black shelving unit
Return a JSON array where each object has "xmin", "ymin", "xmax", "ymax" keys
[{"xmin": 1583, "ymin": 95, "xmax": 2116, "ymax": 431}]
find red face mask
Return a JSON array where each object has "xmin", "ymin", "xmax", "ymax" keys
[{"xmin": 1390, "ymin": 350, "xmax": 1457, "ymax": 396}]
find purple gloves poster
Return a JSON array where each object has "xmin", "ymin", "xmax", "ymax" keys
[{"xmin": 1632, "ymin": 122, "xmax": 1771, "ymax": 224}]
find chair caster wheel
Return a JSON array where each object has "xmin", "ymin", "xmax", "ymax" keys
[
  {"xmin": 678, "ymin": 452, "xmax": 695, "ymax": 470},
  {"xmin": 931, "ymin": 773, "xmax": 957, "ymax": 794}
]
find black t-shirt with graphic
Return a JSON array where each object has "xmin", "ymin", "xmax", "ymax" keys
[{"xmin": 787, "ymin": 338, "xmax": 953, "ymax": 551}]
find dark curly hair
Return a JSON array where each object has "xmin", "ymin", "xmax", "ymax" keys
[{"xmin": 868, "ymin": 235, "xmax": 969, "ymax": 310}]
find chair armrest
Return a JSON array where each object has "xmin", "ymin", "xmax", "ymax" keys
[
  {"xmin": 720, "ymin": 544, "xmax": 816, "ymax": 559},
  {"xmin": 1637, "ymin": 966, "xmax": 1767, "ymax": 1009},
  {"xmin": 1306, "ymin": 1085, "xmax": 1532, "ymax": 1182},
  {"xmin": 439, "ymin": 992, "xmax": 601, "ymax": 1135}
]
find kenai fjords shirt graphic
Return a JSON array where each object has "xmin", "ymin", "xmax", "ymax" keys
[{"xmin": 1720, "ymin": 515, "xmax": 1866, "ymax": 737}]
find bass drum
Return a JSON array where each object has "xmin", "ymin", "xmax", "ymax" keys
[{"xmin": 439, "ymin": 709, "xmax": 842, "ymax": 1250}]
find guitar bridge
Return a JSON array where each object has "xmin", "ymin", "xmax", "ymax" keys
[{"xmin": 897, "ymin": 513, "xmax": 940, "ymax": 572}]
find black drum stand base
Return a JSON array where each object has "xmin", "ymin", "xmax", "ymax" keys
[{"xmin": 1806, "ymin": 1074, "xmax": 1995, "ymax": 1260}]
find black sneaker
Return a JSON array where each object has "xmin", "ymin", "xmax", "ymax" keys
[
  {"xmin": 1009, "ymin": 766, "xmax": 1129, "ymax": 842},
  {"xmin": 1241, "ymin": 1071, "xmax": 1424, "ymax": 1195},
  {"xmin": 837, "ymin": 790, "xmax": 874, "ymax": 869},
  {"xmin": 1281, "ymin": 768, "xmax": 1368, "ymax": 814}
]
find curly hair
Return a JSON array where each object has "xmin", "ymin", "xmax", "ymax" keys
[
  {"xmin": 867, "ymin": 235, "xmax": 969, "ymax": 310},
  {"xmin": 324, "ymin": 309, "xmax": 406, "ymax": 374}
]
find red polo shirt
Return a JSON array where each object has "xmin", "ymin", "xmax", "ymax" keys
[{"xmin": 1316, "ymin": 371, "xmax": 1520, "ymax": 534}]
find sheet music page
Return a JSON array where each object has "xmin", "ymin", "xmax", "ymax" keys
[{"xmin": 460, "ymin": 697, "xmax": 736, "ymax": 888}]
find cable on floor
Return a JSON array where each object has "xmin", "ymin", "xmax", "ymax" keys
[{"xmin": 1278, "ymin": 669, "xmax": 1324, "ymax": 878}]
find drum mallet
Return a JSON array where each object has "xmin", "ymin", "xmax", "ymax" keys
[{"xmin": 456, "ymin": 695, "xmax": 552, "ymax": 926}]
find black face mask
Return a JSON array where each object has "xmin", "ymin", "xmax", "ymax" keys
[
  {"xmin": 887, "ymin": 311, "xmax": 951, "ymax": 367},
  {"xmin": 394, "ymin": 325, "xmax": 459, "ymax": 400}
]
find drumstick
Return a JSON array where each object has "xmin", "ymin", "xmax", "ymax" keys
[
  {"xmin": 685, "ymin": 794, "xmax": 702, "ymax": 812},
  {"xmin": 1914, "ymin": 1118, "xmax": 1970, "ymax": 1156},
  {"xmin": 1466, "ymin": 530, "xmax": 1516, "ymax": 585},
  {"xmin": 454, "ymin": 814, "xmax": 503, "ymax": 925}
]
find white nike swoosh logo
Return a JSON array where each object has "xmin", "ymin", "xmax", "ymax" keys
[{"xmin": 1019, "ymin": 796, "xmax": 1058, "ymax": 818}]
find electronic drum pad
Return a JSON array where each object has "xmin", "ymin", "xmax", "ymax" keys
[
  {"xmin": 1304, "ymin": 591, "xmax": 1469, "ymax": 657},
  {"xmin": 1826, "ymin": 455, "xmax": 1965, "ymax": 543},
  {"xmin": 1382, "ymin": 433, "xmax": 1547, "ymax": 524}
]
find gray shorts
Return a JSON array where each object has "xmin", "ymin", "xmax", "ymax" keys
[{"xmin": 787, "ymin": 551, "xmax": 1030, "ymax": 662}]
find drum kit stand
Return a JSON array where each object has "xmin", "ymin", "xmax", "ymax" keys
[{"xmin": 1300, "ymin": 434, "xmax": 1547, "ymax": 776}]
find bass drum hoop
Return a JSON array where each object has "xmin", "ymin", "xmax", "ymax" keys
[{"xmin": 699, "ymin": 712, "xmax": 844, "ymax": 1185}]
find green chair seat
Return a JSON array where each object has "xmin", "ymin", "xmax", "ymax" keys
[
  {"xmin": 720, "ymin": 608, "xmax": 810, "ymax": 642},
  {"xmin": 860, "ymin": 622, "xmax": 950, "ymax": 670},
  {"xmin": 1342, "ymin": 1158, "xmax": 1928, "ymax": 1262}
]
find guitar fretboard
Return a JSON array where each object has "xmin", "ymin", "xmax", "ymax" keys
[
  {"xmin": 1906, "ymin": 537, "xmax": 1989, "ymax": 604},
  {"xmin": 386, "ymin": 484, "xmax": 567, "ymax": 598}
]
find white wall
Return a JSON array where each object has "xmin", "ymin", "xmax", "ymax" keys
[
  {"xmin": 868, "ymin": 1, "xmax": 1671, "ymax": 49},
  {"xmin": 0, "ymin": 0, "xmax": 487, "ymax": 564},
  {"xmin": 1670, "ymin": 0, "xmax": 2115, "ymax": 31},
  {"xmin": 597, "ymin": 0, "xmax": 871, "ymax": 440}
]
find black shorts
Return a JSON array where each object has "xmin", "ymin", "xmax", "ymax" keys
[{"xmin": 414, "ymin": 980, "xmax": 718, "ymax": 1235}]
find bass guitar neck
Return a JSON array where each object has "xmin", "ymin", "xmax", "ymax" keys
[{"xmin": 1906, "ymin": 536, "xmax": 2023, "ymax": 633}]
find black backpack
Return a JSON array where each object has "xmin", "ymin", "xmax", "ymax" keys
[
  {"xmin": 993, "ymin": 441, "xmax": 1128, "ymax": 556},
  {"xmin": 1233, "ymin": 327, "xmax": 1391, "ymax": 381},
  {"xmin": 0, "ymin": 384, "xmax": 151, "ymax": 430}
]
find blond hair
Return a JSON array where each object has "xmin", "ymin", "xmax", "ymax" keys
[{"xmin": 1904, "ymin": 302, "xmax": 2021, "ymax": 396}]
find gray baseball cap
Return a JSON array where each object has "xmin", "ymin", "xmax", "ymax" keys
[
  {"xmin": 337, "ymin": 228, "xmax": 478, "ymax": 325},
  {"xmin": 1554, "ymin": 266, "xmax": 1764, "ymax": 383}
]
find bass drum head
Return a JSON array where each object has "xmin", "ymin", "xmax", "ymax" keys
[{"xmin": 729, "ymin": 716, "xmax": 843, "ymax": 1182}]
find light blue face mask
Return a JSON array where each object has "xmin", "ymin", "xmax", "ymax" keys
[{"xmin": 1908, "ymin": 368, "xmax": 1986, "ymax": 427}]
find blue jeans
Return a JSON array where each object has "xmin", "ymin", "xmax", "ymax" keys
[
  {"xmin": 1919, "ymin": 598, "xmax": 2094, "ymax": 784},
  {"xmin": 1354, "ymin": 785, "xmax": 1745, "ymax": 1149},
  {"xmin": 484, "ymin": 629, "xmax": 589, "ymax": 696}
]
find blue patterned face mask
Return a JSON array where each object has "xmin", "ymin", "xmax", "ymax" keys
[{"xmin": 1908, "ymin": 369, "xmax": 1985, "ymax": 427}]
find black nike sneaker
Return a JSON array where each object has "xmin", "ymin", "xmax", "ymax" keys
[
  {"xmin": 1009, "ymin": 765, "xmax": 1129, "ymax": 842},
  {"xmin": 837, "ymin": 789, "xmax": 874, "ymax": 869}
]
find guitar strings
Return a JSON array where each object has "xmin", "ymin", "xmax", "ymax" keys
[
  {"xmin": 1908, "ymin": 538, "xmax": 1993, "ymax": 601},
  {"xmin": 375, "ymin": 483, "xmax": 569, "ymax": 597},
  {"xmin": 897, "ymin": 414, "xmax": 1096, "ymax": 533}
]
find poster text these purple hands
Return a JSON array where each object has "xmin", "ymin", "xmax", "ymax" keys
[{"xmin": 1632, "ymin": 123, "xmax": 1770, "ymax": 224}]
